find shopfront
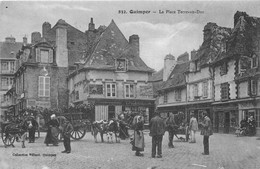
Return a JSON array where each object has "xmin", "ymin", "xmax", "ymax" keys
[
  {"xmin": 89, "ymin": 98, "xmax": 155, "ymax": 125},
  {"xmin": 213, "ymin": 103, "xmax": 239, "ymax": 134}
]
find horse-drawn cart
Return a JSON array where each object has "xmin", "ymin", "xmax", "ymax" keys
[{"xmin": 56, "ymin": 112, "xmax": 91, "ymax": 141}]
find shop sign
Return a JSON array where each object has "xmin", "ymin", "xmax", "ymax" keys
[
  {"xmin": 36, "ymin": 101, "xmax": 50, "ymax": 108},
  {"xmin": 239, "ymin": 102, "xmax": 254, "ymax": 109},
  {"xmin": 140, "ymin": 85, "xmax": 153, "ymax": 97},
  {"xmin": 89, "ymin": 84, "xmax": 103, "ymax": 95}
]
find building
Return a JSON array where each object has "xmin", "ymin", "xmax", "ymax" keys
[
  {"xmin": 0, "ymin": 36, "xmax": 23, "ymax": 119},
  {"xmin": 189, "ymin": 22, "xmax": 231, "ymax": 130},
  {"xmin": 13, "ymin": 18, "xmax": 104, "ymax": 116},
  {"xmin": 67, "ymin": 20, "xmax": 155, "ymax": 124},
  {"xmin": 156, "ymin": 53, "xmax": 190, "ymax": 119}
]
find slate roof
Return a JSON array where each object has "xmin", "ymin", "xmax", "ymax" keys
[
  {"xmin": 44, "ymin": 19, "xmax": 89, "ymax": 66},
  {"xmin": 148, "ymin": 69, "xmax": 163, "ymax": 82},
  {"xmin": 159, "ymin": 61, "xmax": 190, "ymax": 90},
  {"xmin": 0, "ymin": 41, "xmax": 23, "ymax": 59},
  {"xmin": 83, "ymin": 20, "xmax": 154, "ymax": 72},
  {"xmin": 193, "ymin": 23, "xmax": 231, "ymax": 67}
]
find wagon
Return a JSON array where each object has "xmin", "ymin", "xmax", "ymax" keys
[{"xmin": 56, "ymin": 112, "xmax": 91, "ymax": 141}]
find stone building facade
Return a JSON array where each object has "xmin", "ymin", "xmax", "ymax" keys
[
  {"xmin": 13, "ymin": 18, "xmax": 104, "ymax": 116},
  {"xmin": 68, "ymin": 20, "xmax": 155, "ymax": 124},
  {"xmin": 0, "ymin": 37, "xmax": 23, "ymax": 119}
]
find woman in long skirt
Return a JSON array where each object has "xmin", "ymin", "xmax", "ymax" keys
[{"xmin": 44, "ymin": 114, "xmax": 59, "ymax": 146}]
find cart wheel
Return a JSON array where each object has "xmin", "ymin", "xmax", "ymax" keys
[
  {"xmin": 2, "ymin": 132, "xmax": 15, "ymax": 146},
  {"xmin": 70, "ymin": 128, "xmax": 86, "ymax": 140}
]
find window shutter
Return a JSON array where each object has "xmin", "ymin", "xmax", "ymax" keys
[
  {"xmin": 248, "ymin": 80, "xmax": 251, "ymax": 96},
  {"xmin": 49, "ymin": 49, "xmax": 53, "ymax": 63},
  {"xmin": 36, "ymin": 48, "xmax": 40, "ymax": 62}
]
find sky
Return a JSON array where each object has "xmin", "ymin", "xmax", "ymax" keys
[{"xmin": 1, "ymin": 0, "xmax": 260, "ymax": 71}]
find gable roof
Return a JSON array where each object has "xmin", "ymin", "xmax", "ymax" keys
[
  {"xmin": 0, "ymin": 41, "xmax": 23, "ymax": 59},
  {"xmin": 160, "ymin": 61, "xmax": 190, "ymax": 90},
  {"xmin": 83, "ymin": 20, "xmax": 154, "ymax": 72}
]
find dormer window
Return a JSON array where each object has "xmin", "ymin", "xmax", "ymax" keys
[
  {"xmin": 116, "ymin": 59, "xmax": 127, "ymax": 72},
  {"xmin": 36, "ymin": 48, "xmax": 53, "ymax": 64},
  {"xmin": 220, "ymin": 62, "xmax": 228, "ymax": 76}
]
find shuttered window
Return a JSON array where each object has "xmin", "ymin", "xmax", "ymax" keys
[
  {"xmin": 39, "ymin": 76, "xmax": 50, "ymax": 97},
  {"xmin": 221, "ymin": 83, "xmax": 230, "ymax": 100}
]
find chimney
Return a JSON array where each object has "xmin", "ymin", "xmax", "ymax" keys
[
  {"xmin": 42, "ymin": 22, "xmax": 51, "ymax": 38},
  {"xmin": 163, "ymin": 54, "xmax": 176, "ymax": 81},
  {"xmin": 129, "ymin": 34, "xmax": 139, "ymax": 57},
  {"xmin": 177, "ymin": 52, "xmax": 189, "ymax": 63},
  {"xmin": 31, "ymin": 32, "xmax": 41, "ymax": 44},
  {"xmin": 88, "ymin": 18, "xmax": 95, "ymax": 31},
  {"xmin": 190, "ymin": 49, "xmax": 197, "ymax": 60},
  {"xmin": 23, "ymin": 36, "xmax": 27, "ymax": 45},
  {"xmin": 55, "ymin": 19, "xmax": 68, "ymax": 67},
  {"xmin": 5, "ymin": 36, "xmax": 16, "ymax": 43},
  {"xmin": 234, "ymin": 11, "xmax": 249, "ymax": 27}
]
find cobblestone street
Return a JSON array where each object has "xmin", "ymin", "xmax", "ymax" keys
[{"xmin": 1, "ymin": 131, "xmax": 260, "ymax": 169}]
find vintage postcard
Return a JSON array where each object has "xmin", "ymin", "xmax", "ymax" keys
[{"xmin": 0, "ymin": 1, "xmax": 260, "ymax": 169}]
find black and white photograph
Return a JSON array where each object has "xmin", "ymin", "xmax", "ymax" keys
[{"xmin": 0, "ymin": 0, "xmax": 260, "ymax": 168}]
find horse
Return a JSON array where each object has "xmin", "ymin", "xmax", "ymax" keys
[
  {"xmin": 2, "ymin": 117, "xmax": 31, "ymax": 148},
  {"xmin": 91, "ymin": 119, "xmax": 120, "ymax": 143}
]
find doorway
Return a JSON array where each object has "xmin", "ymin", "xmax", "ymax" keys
[{"xmin": 224, "ymin": 112, "xmax": 230, "ymax": 133}]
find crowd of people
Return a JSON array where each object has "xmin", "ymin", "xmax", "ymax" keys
[
  {"xmin": 130, "ymin": 111, "xmax": 213, "ymax": 158},
  {"xmin": 236, "ymin": 115, "xmax": 256, "ymax": 136}
]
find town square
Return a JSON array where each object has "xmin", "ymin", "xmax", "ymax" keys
[{"xmin": 0, "ymin": 1, "xmax": 260, "ymax": 169}]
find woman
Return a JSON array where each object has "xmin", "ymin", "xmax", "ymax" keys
[
  {"xmin": 189, "ymin": 113, "xmax": 198, "ymax": 143},
  {"xmin": 44, "ymin": 114, "xmax": 59, "ymax": 146},
  {"xmin": 248, "ymin": 116, "xmax": 256, "ymax": 136},
  {"xmin": 131, "ymin": 113, "xmax": 145, "ymax": 156}
]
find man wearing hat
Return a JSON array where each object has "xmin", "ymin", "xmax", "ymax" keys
[
  {"xmin": 149, "ymin": 111, "xmax": 166, "ymax": 158},
  {"xmin": 61, "ymin": 120, "xmax": 73, "ymax": 153},
  {"xmin": 200, "ymin": 112, "xmax": 213, "ymax": 155}
]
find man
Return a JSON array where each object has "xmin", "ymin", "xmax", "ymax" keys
[
  {"xmin": 131, "ymin": 113, "xmax": 145, "ymax": 157},
  {"xmin": 149, "ymin": 111, "xmax": 166, "ymax": 158},
  {"xmin": 61, "ymin": 120, "xmax": 73, "ymax": 153},
  {"xmin": 166, "ymin": 112, "xmax": 177, "ymax": 148},
  {"xmin": 200, "ymin": 112, "xmax": 213, "ymax": 155},
  {"xmin": 28, "ymin": 116, "xmax": 38, "ymax": 143},
  {"xmin": 189, "ymin": 113, "xmax": 198, "ymax": 143}
]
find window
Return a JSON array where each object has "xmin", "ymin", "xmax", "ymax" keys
[
  {"xmin": 75, "ymin": 91, "xmax": 79, "ymax": 100},
  {"xmin": 125, "ymin": 84, "xmax": 134, "ymax": 98},
  {"xmin": 163, "ymin": 93, "xmax": 167, "ymax": 103},
  {"xmin": 251, "ymin": 80, "xmax": 257, "ymax": 96},
  {"xmin": 220, "ymin": 62, "xmax": 228, "ymax": 75},
  {"xmin": 1, "ymin": 77, "xmax": 8, "ymax": 87},
  {"xmin": 38, "ymin": 76, "xmax": 50, "ymax": 97},
  {"xmin": 36, "ymin": 48, "xmax": 53, "ymax": 63},
  {"xmin": 221, "ymin": 83, "xmax": 230, "ymax": 100},
  {"xmin": 252, "ymin": 54, "xmax": 258, "ymax": 68},
  {"xmin": 10, "ymin": 61, "xmax": 15, "ymax": 72},
  {"xmin": 40, "ymin": 50, "xmax": 49, "ymax": 63},
  {"xmin": 116, "ymin": 59, "xmax": 127, "ymax": 71},
  {"xmin": 175, "ymin": 90, "xmax": 181, "ymax": 101},
  {"xmin": 193, "ymin": 84, "xmax": 198, "ymax": 98},
  {"xmin": 106, "ymin": 83, "xmax": 116, "ymax": 97},
  {"xmin": 1, "ymin": 62, "xmax": 8, "ymax": 71},
  {"xmin": 202, "ymin": 81, "xmax": 208, "ymax": 97}
]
